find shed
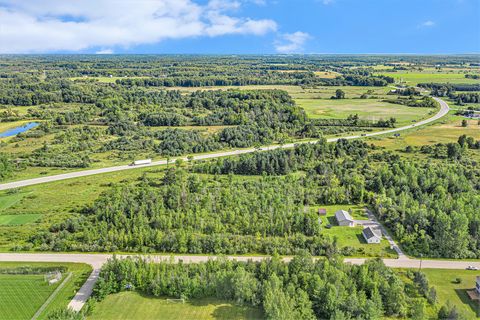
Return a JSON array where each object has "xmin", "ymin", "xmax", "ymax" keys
[{"xmin": 318, "ymin": 208, "xmax": 327, "ymax": 216}]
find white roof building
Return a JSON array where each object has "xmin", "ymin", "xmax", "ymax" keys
[
  {"xmin": 335, "ymin": 210, "xmax": 355, "ymax": 227},
  {"xmin": 362, "ymin": 226, "xmax": 382, "ymax": 244}
]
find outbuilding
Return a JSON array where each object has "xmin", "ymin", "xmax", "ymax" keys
[
  {"xmin": 362, "ymin": 226, "xmax": 382, "ymax": 244},
  {"xmin": 335, "ymin": 210, "xmax": 355, "ymax": 227}
]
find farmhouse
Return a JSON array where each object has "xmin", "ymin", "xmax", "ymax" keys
[
  {"xmin": 362, "ymin": 226, "xmax": 382, "ymax": 244},
  {"xmin": 335, "ymin": 210, "xmax": 355, "ymax": 227}
]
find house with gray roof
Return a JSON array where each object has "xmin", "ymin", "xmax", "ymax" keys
[
  {"xmin": 362, "ymin": 226, "xmax": 382, "ymax": 244},
  {"xmin": 335, "ymin": 210, "xmax": 354, "ymax": 227}
]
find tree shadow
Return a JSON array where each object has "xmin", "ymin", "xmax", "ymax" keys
[{"xmin": 454, "ymin": 289, "xmax": 480, "ymax": 317}]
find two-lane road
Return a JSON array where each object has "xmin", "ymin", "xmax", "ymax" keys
[
  {"xmin": 0, "ymin": 251, "xmax": 478, "ymax": 312},
  {"xmin": 0, "ymin": 97, "xmax": 449, "ymax": 191}
]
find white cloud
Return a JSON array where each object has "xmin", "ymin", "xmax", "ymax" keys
[
  {"xmin": 0, "ymin": 0, "xmax": 277, "ymax": 53},
  {"xmin": 420, "ymin": 20, "xmax": 436, "ymax": 27},
  {"xmin": 274, "ymin": 31, "xmax": 311, "ymax": 53},
  {"xmin": 322, "ymin": 0, "xmax": 334, "ymax": 4},
  {"xmin": 96, "ymin": 49, "xmax": 113, "ymax": 54}
]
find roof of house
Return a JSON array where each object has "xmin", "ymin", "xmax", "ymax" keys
[
  {"xmin": 335, "ymin": 210, "xmax": 354, "ymax": 222},
  {"xmin": 362, "ymin": 226, "xmax": 382, "ymax": 240}
]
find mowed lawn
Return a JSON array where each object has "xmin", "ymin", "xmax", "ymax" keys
[
  {"xmin": 379, "ymin": 72, "xmax": 480, "ymax": 85},
  {"xmin": 0, "ymin": 262, "xmax": 92, "ymax": 320},
  {"xmin": 88, "ymin": 292, "xmax": 264, "ymax": 320},
  {"xmin": 312, "ymin": 204, "xmax": 396, "ymax": 258},
  {"xmin": 421, "ymin": 269, "xmax": 480, "ymax": 319},
  {"xmin": 296, "ymin": 98, "xmax": 432, "ymax": 126},
  {"xmin": 0, "ymin": 274, "xmax": 57, "ymax": 320},
  {"xmin": 0, "ymin": 214, "xmax": 41, "ymax": 226}
]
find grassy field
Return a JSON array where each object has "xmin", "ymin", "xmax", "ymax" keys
[
  {"xmin": 420, "ymin": 269, "xmax": 479, "ymax": 319},
  {"xmin": 0, "ymin": 214, "xmax": 42, "ymax": 226},
  {"xmin": 88, "ymin": 292, "xmax": 264, "ymax": 320},
  {"xmin": 378, "ymin": 71, "xmax": 480, "ymax": 85},
  {"xmin": 0, "ymin": 262, "xmax": 92, "ymax": 320},
  {"xmin": 371, "ymin": 115, "xmax": 480, "ymax": 151},
  {"xmin": 0, "ymin": 273, "xmax": 58, "ymax": 320},
  {"xmin": 296, "ymin": 98, "xmax": 433, "ymax": 126}
]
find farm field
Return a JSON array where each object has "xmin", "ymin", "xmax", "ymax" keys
[
  {"xmin": 296, "ymin": 98, "xmax": 433, "ymax": 126},
  {"xmin": 371, "ymin": 115, "xmax": 480, "ymax": 151},
  {"xmin": 378, "ymin": 71, "xmax": 480, "ymax": 85},
  {"xmin": 0, "ymin": 262, "xmax": 92, "ymax": 320},
  {"xmin": 88, "ymin": 292, "xmax": 264, "ymax": 320}
]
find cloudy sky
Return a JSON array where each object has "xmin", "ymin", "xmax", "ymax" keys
[{"xmin": 0, "ymin": 0, "xmax": 479, "ymax": 54}]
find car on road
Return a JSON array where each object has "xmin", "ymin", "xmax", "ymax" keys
[{"xmin": 466, "ymin": 265, "xmax": 478, "ymax": 270}]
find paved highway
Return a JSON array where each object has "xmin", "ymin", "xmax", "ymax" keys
[
  {"xmin": 0, "ymin": 97, "xmax": 449, "ymax": 191},
  {"xmin": 0, "ymin": 251, "xmax": 478, "ymax": 312}
]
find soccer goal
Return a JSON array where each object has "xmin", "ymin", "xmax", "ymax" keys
[
  {"xmin": 44, "ymin": 271, "xmax": 62, "ymax": 285},
  {"xmin": 167, "ymin": 298, "xmax": 185, "ymax": 304}
]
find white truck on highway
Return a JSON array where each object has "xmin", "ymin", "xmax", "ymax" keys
[{"xmin": 131, "ymin": 159, "xmax": 152, "ymax": 166}]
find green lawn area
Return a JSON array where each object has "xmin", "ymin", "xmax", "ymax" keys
[
  {"xmin": 88, "ymin": 292, "xmax": 264, "ymax": 320},
  {"xmin": 0, "ymin": 273, "xmax": 57, "ymax": 320},
  {"xmin": 378, "ymin": 71, "xmax": 480, "ymax": 85},
  {"xmin": 421, "ymin": 269, "xmax": 479, "ymax": 319},
  {"xmin": 0, "ymin": 262, "xmax": 92, "ymax": 320},
  {"xmin": 0, "ymin": 214, "xmax": 42, "ymax": 226},
  {"xmin": 311, "ymin": 204, "xmax": 396, "ymax": 258},
  {"xmin": 296, "ymin": 98, "xmax": 432, "ymax": 126}
]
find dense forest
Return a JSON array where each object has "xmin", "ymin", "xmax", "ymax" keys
[
  {"xmin": 79, "ymin": 254, "xmax": 451, "ymax": 320},
  {"xmin": 30, "ymin": 138, "xmax": 480, "ymax": 259}
]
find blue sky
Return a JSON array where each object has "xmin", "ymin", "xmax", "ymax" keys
[{"xmin": 0, "ymin": 0, "xmax": 479, "ymax": 54}]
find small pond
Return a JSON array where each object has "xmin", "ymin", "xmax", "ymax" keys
[{"xmin": 0, "ymin": 122, "xmax": 39, "ymax": 138}]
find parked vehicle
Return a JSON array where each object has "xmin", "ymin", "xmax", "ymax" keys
[
  {"xmin": 466, "ymin": 265, "xmax": 479, "ymax": 270},
  {"xmin": 131, "ymin": 159, "xmax": 152, "ymax": 166}
]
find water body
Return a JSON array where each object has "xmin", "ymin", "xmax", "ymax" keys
[{"xmin": 0, "ymin": 122, "xmax": 39, "ymax": 138}]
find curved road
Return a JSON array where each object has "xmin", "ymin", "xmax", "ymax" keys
[
  {"xmin": 0, "ymin": 97, "xmax": 453, "ymax": 312},
  {"xmin": 0, "ymin": 97, "xmax": 449, "ymax": 191}
]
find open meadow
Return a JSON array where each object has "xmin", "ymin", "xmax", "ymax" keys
[
  {"xmin": 296, "ymin": 98, "xmax": 433, "ymax": 126},
  {"xmin": 88, "ymin": 292, "xmax": 264, "ymax": 320}
]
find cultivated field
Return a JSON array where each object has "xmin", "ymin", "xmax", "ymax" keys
[
  {"xmin": 296, "ymin": 98, "xmax": 433, "ymax": 126},
  {"xmin": 379, "ymin": 71, "xmax": 480, "ymax": 85},
  {"xmin": 88, "ymin": 292, "xmax": 264, "ymax": 320},
  {"xmin": 372, "ymin": 115, "xmax": 480, "ymax": 151}
]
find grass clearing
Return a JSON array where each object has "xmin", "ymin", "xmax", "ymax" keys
[
  {"xmin": 372, "ymin": 115, "xmax": 480, "ymax": 151},
  {"xmin": 88, "ymin": 291, "xmax": 264, "ymax": 320},
  {"xmin": 296, "ymin": 98, "xmax": 432, "ymax": 126},
  {"xmin": 0, "ymin": 214, "xmax": 42, "ymax": 226},
  {"xmin": 421, "ymin": 269, "xmax": 479, "ymax": 319},
  {"xmin": 0, "ymin": 262, "xmax": 92, "ymax": 320}
]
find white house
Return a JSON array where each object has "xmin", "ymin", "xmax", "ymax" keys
[
  {"xmin": 362, "ymin": 226, "xmax": 382, "ymax": 244},
  {"xmin": 335, "ymin": 210, "xmax": 355, "ymax": 227},
  {"xmin": 476, "ymin": 276, "xmax": 480, "ymax": 294}
]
